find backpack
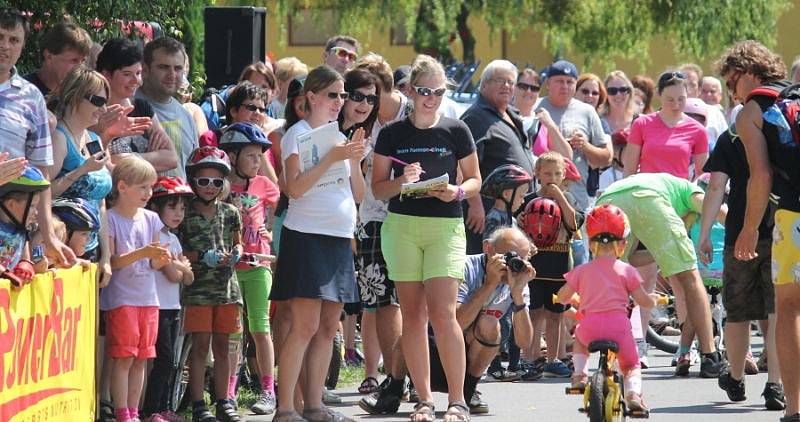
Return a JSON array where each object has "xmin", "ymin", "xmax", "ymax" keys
[
  {"xmin": 746, "ymin": 81, "xmax": 800, "ymax": 183},
  {"xmin": 200, "ymin": 86, "xmax": 231, "ymax": 131}
]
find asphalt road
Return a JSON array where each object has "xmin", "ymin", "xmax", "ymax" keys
[{"xmin": 244, "ymin": 334, "xmax": 784, "ymax": 421}]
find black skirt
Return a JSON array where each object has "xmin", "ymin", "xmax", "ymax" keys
[{"xmin": 271, "ymin": 227, "xmax": 358, "ymax": 303}]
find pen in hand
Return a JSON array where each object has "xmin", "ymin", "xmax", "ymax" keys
[{"xmin": 388, "ymin": 156, "xmax": 426, "ymax": 174}]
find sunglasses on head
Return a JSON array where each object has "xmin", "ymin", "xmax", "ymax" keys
[
  {"xmin": 194, "ymin": 177, "xmax": 224, "ymax": 188},
  {"xmin": 85, "ymin": 94, "xmax": 108, "ymax": 107},
  {"xmin": 659, "ymin": 71, "xmax": 686, "ymax": 84},
  {"xmin": 607, "ymin": 86, "xmax": 631, "ymax": 96},
  {"xmin": 325, "ymin": 91, "xmax": 349, "ymax": 100},
  {"xmin": 348, "ymin": 91, "xmax": 378, "ymax": 105},
  {"xmin": 242, "ymin": 104, "xmax": 267, "ymax": 113},
  {"xmin": 579, "ymin": 88, "xmax": 600, "ymax": 96},
  {"xmin": 516, "ymin": 81, "xmax": 541, "ymax": 92},
  {"xmin": 412, "ymin": 86, "xmax": 447, "ymax": 97},
  {"xmin": 330, "ymin": 46, "xmax": 357, "ymax": 62}
]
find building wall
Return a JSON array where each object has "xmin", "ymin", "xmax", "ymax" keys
[{"xmin": 234, "ymin": 2, "xmax": 799, "ymax": 82}]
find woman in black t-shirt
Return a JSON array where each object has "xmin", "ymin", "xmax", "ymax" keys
[{"xmin": 372, "ymin": 55, "xmax": 480, "ymax": 421}]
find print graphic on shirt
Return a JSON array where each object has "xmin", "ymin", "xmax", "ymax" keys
[
  {"xmin": 395, "ymin": 146, "xmax": 453, "ymax": 157},
  {"xmin": 161, "ymin": 120, "xmax": 185, "ymax": 176},
  {"xmin": 229, "ymin": 191, "xmax": 272, "ymax": 247}
]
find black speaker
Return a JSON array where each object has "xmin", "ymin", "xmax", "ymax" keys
[{"xmin": 204, "ymin": 6, "xmax": 267, "ymax": 88}]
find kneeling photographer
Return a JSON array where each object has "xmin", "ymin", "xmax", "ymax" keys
[{"xmin": 429, "ymin": 227, "xmax": 535, "ymax": 413}]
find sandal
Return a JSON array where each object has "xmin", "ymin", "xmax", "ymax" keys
[
  {"xmin": 444, "ymin": 402, "xmax": 470, "ymax": 422},
  {"xmin": 410, "ymin": 401, "xmax": 435, "ymax": 422},
  {"xmin": 274, "ymin": 410, "xmax": 308, "ymax": 422},
  {"xmin": 358, "ymin": 376, "xmax": 380, "ymax": 394},
  {"xmin": 302, "ymin": 407, "xmax": 354, "ymax": 422},
  {"xmin": 98, "ymin": 399, "xmax": 115, "ymax": 422}
]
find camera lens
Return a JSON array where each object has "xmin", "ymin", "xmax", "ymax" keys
[{"xmin": 504, "ymin": 251, "xmax": 525, "ymax": 273}]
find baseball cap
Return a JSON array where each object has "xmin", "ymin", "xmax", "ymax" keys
[
  {"xmin": 684, "ymin": 97, "xmax": 708, "ymax": 118},
  {"xmin": 544, "ymin": 60, "xmax": 579, "ymax": 80},
  {"xmin": 393, "ymin": 65, "xmax": 411, "ymax": 87}
]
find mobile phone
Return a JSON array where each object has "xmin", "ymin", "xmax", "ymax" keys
[
  {"xmin": 86, "ymin": 140, "xmax": 103, "ymax": 156},
  {"xmin": 31, "ymin": 245, "xmax": 44, "ymax": 264}
]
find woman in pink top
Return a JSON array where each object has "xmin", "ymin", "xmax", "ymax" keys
[
  {"xmin": 623, "ymin": 71, "xmax": 708, "ymax": 180},
  {"xmin": 556, "ymin": 205, "xmax": 657, "ymax": 412}
]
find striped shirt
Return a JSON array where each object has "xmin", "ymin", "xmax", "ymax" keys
[{"xmin": 0, "ymin": 67, "xmax": 53, "ymax": 166}]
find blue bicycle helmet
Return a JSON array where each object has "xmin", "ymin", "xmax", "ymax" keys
[
  {"xmin": 218, "ymin": 122, "xmax": 271, "ymax": 152},
  {"xmin": 52, "ymin": 197, "xmax": 101, "ymax": 232}
]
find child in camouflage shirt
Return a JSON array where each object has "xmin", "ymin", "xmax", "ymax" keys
[{"xmin": 178, "ymin": 147, "xmax": 244, "ymax": 422}]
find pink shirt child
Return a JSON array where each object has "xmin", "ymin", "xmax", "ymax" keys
[
  {"xmin": 228, "ymin": 175, "xmax": 280, "ymax": 269},
  {"xmin": 628, "ymin": 112, "xmax": 708, "ymax": 179}
]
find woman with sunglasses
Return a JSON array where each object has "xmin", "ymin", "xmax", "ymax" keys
[
  {"xmin": 373, "ymin": 54, "xmax": 481, "ymax": 422},
  {"xmin": 574, "ymin": 73, "xmax": 608, "ymax": 113},
  {"xmin": 48, "ymin": 65, "xmax": 112, "ymax": 278},
  {"xmin": 270, "ymin": 65, "xmax": 366, "ymax": 422},
  {"xmin": 601, "ymin": 71, "xmax": 637, "ymax": 133},
  {"xmin": 514, "ymin": 68, "xmax": 572, "ymax": 160},
  {"xmin": 623, "ymin": 71, "xmax": 708, "ymax": 180}
]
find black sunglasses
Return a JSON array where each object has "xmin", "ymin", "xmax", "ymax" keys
[
  {"xmin": 659, "ymin": 71, "xmax": 686, "ymax": 84},
  {"xmin": 516, "ymin": 82, "xmax": 541, "ymax": 93},
  {"xmin": 85, "ymin": 94, "xmax": 108, "ymax": 107},
  {"xmin": 412, "ymin": 86, "xmax": 447, "ymax": 97},
  {"xmin": 348, "ymin": 91, "xmax": 378, "ymax": 105},
  {"xmin": 579, "ymin": 88, "xmax": 600, "ymax": 96},
  {"xmin": 326, "ymin": 92, "xmax": 350, "ymax": 100},
  {"xmin": 607, "ymin": 87, "xmax": 631, "ymax": 96},
  {"xmin": 242, "ymin": 104, "xmax": 267, "ymax": 113},
  {"xmin": 194, "ymin": 177, "xmax": 224, "ymax": 188}
]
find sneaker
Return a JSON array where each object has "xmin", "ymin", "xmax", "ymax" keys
[
  {"xmin": 519, "ymin": 360, "xmax": 544, "ymax": 381},
  {"xmin": 700, "ymin": 351, "xmax": 724, "ymax": 378},
  {"xmin": 625, "ymin": 392, "xmax": 649, "ymax": 412},
  {"xmin": 250, "ymin": 390, "xmax": 276, "ymax": 415},
  {"xmin": 689, "ymin": 348, "xmax": 700, "ymax": 365},
  {"xmin": 358, "ymin": 386, "xmax": 403, "ymax": 415},
  {"xmin": 344, "ymin": 348, "xmax": 362, "ymax": 366},
  {"xmin": 762, "ymin": 382, "xmax": 786, "ymax": 411},
  {"xmin": 214, "ymin": 399, "xmax": 240, "ymax": 422},
  {"xmin": 156, "ymin": 411, "xmax": 188, "ymax": 422},
  {"xmin": 744, "ymin": 352, "xmax": 759, "ymax": 375},
  {"xmin": 489, "ymin": 368, "xmax": 520, "ymax": 382},
  {"xmin": 675, "ymin": 352, "xmax": 692, "ymax": 376},
  {"xmin": 322, "ymin": 388, "xmax": 342, "ymax": 405},
  {"xmin": 468, "ymin": 390, "xmax": 489, "ymax": 414},
  {"xmin": 144, "ymin": 415, "xmax": 168, "ymax": 422},
  {"xmin": 543, "ymin": 360, "xmax": 572, "ymax": 378},
  {"xmin": 718, "ymin": 370, "xmax": 746, "ymax": 402}
]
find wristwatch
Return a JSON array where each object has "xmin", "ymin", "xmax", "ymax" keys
[{"xmin": 510, "ymin": 301, "xmax": 527, "ymax": 313}]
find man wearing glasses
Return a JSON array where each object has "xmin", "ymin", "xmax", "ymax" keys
[
  {"xmin": 462, "ymin": 59, "xmax": 536, "ymax": 254},
  {"xmin": 323, "ymin": 35, "xmax": 360, "ymax": 75}
]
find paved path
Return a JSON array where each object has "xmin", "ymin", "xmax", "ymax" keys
[{"xmin": 244, "ymin": 334, "xmax": 784, "ymax": 421}]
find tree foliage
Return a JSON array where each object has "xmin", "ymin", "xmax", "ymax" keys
[{"xmin": 272, "ymin": 0, "xmax": 791, "ymax": 67}]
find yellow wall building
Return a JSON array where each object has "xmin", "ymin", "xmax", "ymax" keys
[{"xmin": 241, "ymin": 1, "xmax": 800, "ymax": 83}]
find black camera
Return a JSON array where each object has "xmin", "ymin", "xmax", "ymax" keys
[{"xmin": 504, "ymin": 251, "xmax": 526, "ymax": 273}]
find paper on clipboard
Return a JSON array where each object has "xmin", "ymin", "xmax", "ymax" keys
[
  {"xmin": 296, "ymin": 121, "xmax": 348, "ymax": 194},
  {"xmin": 400, "ymin": 173, "xmax": 449, "ymax": 200}
]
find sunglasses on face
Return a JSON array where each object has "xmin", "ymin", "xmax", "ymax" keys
[
  {"xmin": 348, "ymin": 91, "xmax": 378, "ymax": 105},
  {"xmin": 325, "ymin": 91, "xmax": 349, "ymax": 100},
  {"xmin": 329, "ymin": 46, "xmax": 357, "ymax": 62},
  {"xmin": 242, "ymin": 104, "xmax": 267, "ymax": 113},
  {"xmin": 607, "ymin": 86, "xmax": 631, "ymax": 96},
  {"xmin": 516, "ymin": 81, "xmax": 541, "ymax": 92},
  {"xmin": 194, "ymin": 177, "xmax": 224, "ymax": 188},
  {"xmin": 412, "ymin": 86, "xmax": 447, "ymax": 97},
  {"xmin": 85, "ymin": 94, "xmax": 108, "ymax": 107},
  {"xmin": 579, "ymin": 88, "xmax": 600, "ymax": 97}
]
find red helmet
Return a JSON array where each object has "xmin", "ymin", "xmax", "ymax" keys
[
  {"xmin": 586, "ymin": 204, "xmax": 629, "ymax": 243},
  {"xmin": 520, "ymin": 197, "xmax": 562, "ymax": 248},
  {"xmin": 563, "ymin": 158, "xmax": 581, "ymax": 182},
  {"xmin": 152, "ymin": 176, "xmax": 194, "ymax": 200},
  {"xmin": 186, "ymin": 146, "xmax": 231, "ymax": 176}
]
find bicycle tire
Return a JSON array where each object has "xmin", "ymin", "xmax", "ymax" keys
[
  {"xmin": 325, "ymin": 331, "xmax": 343, "ymax": 390},
  {"xmin": 589, "ymin": 371, "xmax": 606, "ymax": 422},
  {"xmin": 646, "ymin": 325, "xmax": 679, "ymax": 354},
  {"xmin": 170, "ymin": 334, "xmax": 192, "ymax": 412}
]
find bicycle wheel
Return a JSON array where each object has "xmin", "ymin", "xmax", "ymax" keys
[
  {"xmin": 646, "ymin": 325, "xmax": 679, "ymax": 354},
  {"xmin": 588, "ymin": 371, "xmax": 606, "ymax": 422},
  {"xmin": 325, "ymin": 330, "xmax": 343, "ymax": 390},
  {"xmin": 170, "ymin": 334, "xmax": 192, "ymax": 412}
]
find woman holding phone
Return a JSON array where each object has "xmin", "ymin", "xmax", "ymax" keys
[{"xmin": 48, "ymin": 65, "xmax": 112, "ymax": 276}]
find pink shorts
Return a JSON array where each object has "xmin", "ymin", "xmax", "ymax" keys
[
  {"xmin": 106, "ymin": 306, "xmax": 159, "ymax": 359},
  {"xmin": 575, "ymin": 311, "xmax": 640, "ymax": 371}
]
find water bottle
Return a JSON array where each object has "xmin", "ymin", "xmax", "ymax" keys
[{"xmin": 763, "ymin": 105, "xmax": 794, "ymax": 146}]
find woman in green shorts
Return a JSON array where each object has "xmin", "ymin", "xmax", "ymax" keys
[
  {"xmin": 372, "ymin": 55, "xmax": 481, "ymax": 422},
  {"xmin": 597, "ymin": 172, "xmax": 726, "ymax": 377}
]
